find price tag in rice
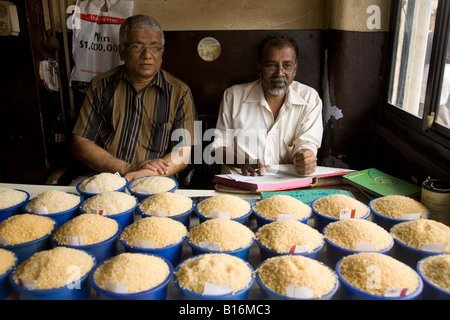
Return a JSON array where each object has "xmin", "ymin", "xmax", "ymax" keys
[
  {"xmin": 136, "ymin": 188, "xmax": 152, "ymax": 195},
  {"xmin": 19, "ymin": 278, "xmax": 36, "ymax": 290},
  {"xmin": 203, "ymin": 283, "xmax": 233, "ymax": 296},
  {"xmin": 400, "ymin": 213, "xmax": 421, "ymax": 220},
  {"xmin": 286, "ymin": 285, "xmax": 314, "ymax": 299},
  {"xmin": 340, "ymin": 209, "xmax": 356, "ymax": 219},
  {"xmin": 289, "ymin": 244, "xmax": 308, "ymax": 254},
  {"xmin": 421, "ymin": 243, "xmax": 445, "ymax": 253},
  {"xmin": 33, "ymin": 206, "xmax": 48, "ymax": 215},
  {"xmin": 355, "ymin": 242, "xmax": 376, "ymax": 252},
  {"xmin": 277, "ymin": 214, "xmax": 297, "ymax": 221},
  {"xmin": 0, "ymin": 236, "xmax": 9, "ymax": 246},
  {"xmin": 199, "ymin": 241, "xmax": 221, "ymax": 251},
  {"xmin": 91, "ymin": 209, "xmax": 107, "ymax": 216},
  {"xmin": 384, "ymin": 288, "xmax": 408, "ymax": 297},
  {"xmin": 85, "ymin": 186, "xmax": 101, "ymax": 194},
  {"xmin": 66, "ymin": 236, "xmax": 84, "ymax": 246},
  {"xmin": 210, "ymin": 211, "xmax": 230, "ymax": 219},
  {"xmin": 134, "ymin": 238, "xmax": 154, "ymax": 249},
  {"xmin": 105, "ymin": 281, "xmax": 128, "ymax": 294},
  {"xmin": 150, "ymin": 209, "xmax": 167, "ymax": 217}
]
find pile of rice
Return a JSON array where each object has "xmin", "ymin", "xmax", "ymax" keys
[
  {"xmin": 139, "ymin": 193, "xmax": 193, "ymax": 217},
  {"xmin": 53, "ymin": 214, "xmax": 119, "ymax": 246},
  {"xmin": 370, "ymin": 195, "xmax": 429, "ymax": 219},
  {"xmin": 82, "ymin": 191, "xmax": 137, "ymax": 215},
  {"xmin": 324, "ymin": 219, "xmax": 393, "ymax": 251},
  {"xmin": 419, "ymin": 254, "xmax": 450, "ymax": 292},
  {"xmin": 338, "ymin": 252, "xmax": 420, "ymax": 296},
  {"xmin": 256, "ymin": 220, "xmax": 323, "ymax": 253},
  {"xmin": 0, "ymin": 214, "xmax": 55, "ymax": 245},
  {"xmin": 130, "ymin": 176, "xmax": 177, "ymax": 194},
  {"xmin": 120, "ymin": 216, "xmax": 187, "ymax": 248},
  {"xmin": 79, "ymin": 173, "xmax": 127, "ymax": 193},
  {"xmin": 93, "ymin": 253, "xmax": 170, "ymax": 294},
  {"xmin": 0, "ymin": 188, "xmax": 28, "ymax": 209},
  {"xmin": 257, "ymin": 255, "xmax": 337, "ymax": 299},
  {"xmin": 196, "ymin": 195, "xmax": 251, "ymax": 219},
  {"xmin": 25, "ymin": 190, "xmax": 80, "ymax": 214},
  {"xmin": 313, "ymin": 194, "xmax": 369, "ymax": 219},
  {"xmin": 0, "ymin": 248, "xmax": 16, "ymax": 275},
  {"xmin": 188, "ymin": 219, "xmax": 255, "ymax": 251},
  {"xmin": 253, "ymin": 195, "xmax": 311, "ymax": 221},
  {"xmin": 12, "ymin": 247, "xmax": 94, "ymax": 290},
  {"xmin": 175, "ymin": 253, "xmax": 253, "ymax": 294},
  {"xmin": 390, "ymin": 219, "xmax": 450, "ymax": 252}
]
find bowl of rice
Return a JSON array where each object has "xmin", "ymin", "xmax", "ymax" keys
[
  {"xmin": 187, "ymin": 218, "xmax": 255, "ymax": 260},
  {"xmin": 90, "ymin": 252, "xmax": 173, "ymax": 300},
  {"xmin": 255, "ymin": 220, "xmax": 324, "ymax": 260},
  {"xmin": 311, "ymin": 194, "xmax": 370, "ymax": 232},
  {"xmin": 137, "ymin": 192, "xmax": 194, "ymax": 228},
  {"xmin": 390, "ymin": 219, "xmax": 450, "ymax": 268},
  {"xmin": 76, "ymin": 172, "xmax": 128, "ymax": 199},
  {"xmin": 52, "ymin": 214, "xmax": 121, "ymax": 262},
  {"xmin": 194, "ymin": 195, "xmax": 252, "ymax": 225},
  {"xmin": 0, "ymin": 249, "xmax": 17, "ymax": 300},
  {"xmin": 0, "ymin": 214, "xmax": 56, "ymax": 263},
  {"xmin": 336, "ymin": 252, "xmax": 423, "ymax": 300},
  {"xmin": 9, "ymin": 247, "xmax": 95, "ymax": 300},
  {"xmin": 127, "ymin": 176, "xmax": 178, "ymax": 201},
  {"xmin": 22, "ymin": 190, "xmax": 82, "ymax": 227},
  {"xmin": 119, "ymin": 216, "xmax": 187, "ymax": 266},
  {"xmin": 0, "ymin": 188, "xmax": 29, "ymax": 222},
  {"xmin": 323, "ymin": 219, "xmax": 394, "ymax": 266},
  {"xmin": 174, "ymin": 253, "xmax": 255, "ymax": 300},
  {"xmin": 252, "ymin": 195, "xmax": 312, "ymax": 228},
  {"xmin": 80, "ymin": 191, "xmax": 138, "ymax": 228},
  {"xmin": 416, "ymin": 254, "xmax": 450, "ymax": 300},
  {"xmin": 369, "ymin": 195, "xmax": 430, "ymax": 230},
  {"xmin": 256, "ymin": 255, "xmax": 339, "ymax": 300}
]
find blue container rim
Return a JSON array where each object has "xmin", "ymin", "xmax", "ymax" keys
[
  {"xmin": 369, "ymin": 200, "xmax": 431, "ymax": 223},
  {"xmin": 193, "ymin": 198, "xmax": 253, "ymax": 222},
  {"xmin": 119, "ymin": 235, "xmax": 187, "ymax": 252},
  {"xmin": 52, "ymin": 222, "xmax": 122, "ymax": 250},
  {"xmin": 255, "ymin": 237, "xmax": 324, "ymax": 255},
  {"xmin": 89, "ymin": 253, "xmax": 174, "ymax": 298},
  {"xmin": 0, "ymin": 189, "xmax": 30, "ymax": 213},
  {"xmin": 22, "ymin": 192, "xmax": 83, "ymax": 217},
  {"xmin": 416, "ymin": 254, "xmax": 450, "ymax": 296},
  {"xmin": 335, "ymin": 257, "xmax": 423, "ymax": 300},
  {"xmin": 174, "ymin": 253, "xmax": 255, "ymax": 299},
  {"xmin": 187, "ymin": 236, "xmax": 255, "ymax": 255},
  {"xmin": 80, "ymin": 197, "xmax": 138, "ymax": 217},
  {"xmin": 0, "ymin": 250, "xmax": 18, "ymax": 279},
  {"xmin": 8, "ymin": 251, "xmax": 96, "ymax": 294},
  {"xmin": 137, "ymin": 198, "xmax": 194, "ymax": 219},
  {"xmin": 390, "ymin": 234, "xmax": 444, "ymax": 256},
  {"xmin": 252, "ymin": 207, "xmax": 312, "ymax": 223},
  {"xmin": 310, "ymin": 198, "xmax": 371, "ymax": 222},
  {"xmin": 254, "ymin": 258, "xmax": 339, "ymax": 300},
  {"xmin": 126, "ymin": 176, "xmax": 179, "ymax": 197},
  {"xmin": 76, "ymin": 178, "xmax": 128, "ymax": 197}
]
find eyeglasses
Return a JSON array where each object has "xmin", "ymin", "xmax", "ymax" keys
[
  {"xmin": 123, "ymin": 43, "xmax": 164, "ymax": 53},
  {"xmin": 264, "ymin": 64, "xmax": 296, "ymax": 74}
]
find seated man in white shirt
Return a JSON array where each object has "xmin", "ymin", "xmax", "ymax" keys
[{"xmin": 211, "ymin": 34, "xmax": 323, "ymax": 176}]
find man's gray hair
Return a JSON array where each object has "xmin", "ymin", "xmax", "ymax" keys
[{"xmin": 119, "ymin": 15, "xmax": 165, "ymax": 45}]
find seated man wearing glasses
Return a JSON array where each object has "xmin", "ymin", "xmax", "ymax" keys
[
  {"xmin": 71, "ymin": 15, "xmax": 197, "ymax": 182},
  {"xmin": 212, "ymin": 34, "xmax": 323, "ymax": 176}
]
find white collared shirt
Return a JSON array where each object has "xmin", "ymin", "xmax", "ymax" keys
[{"xmin": 212, "ymin": 79, "xmax": 323, "ymax": 169}]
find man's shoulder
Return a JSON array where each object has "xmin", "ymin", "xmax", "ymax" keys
[
  {"xmin": 290, "ymin": 81, "xmax": 320, "ymax": 96},
  {"xmin": 160, "ymin": 70, "xmax": 191, "ymax": 90},
  {"xmin": 90, "ymin": 65, "xmax": 124, "ymax": 85}
]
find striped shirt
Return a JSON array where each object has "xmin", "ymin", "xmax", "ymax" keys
[{"xmin": 73, "ymin": 65, "xmax": 197, "ymax": 164}]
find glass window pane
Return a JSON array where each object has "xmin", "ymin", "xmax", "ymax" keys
[
  {"xmin": 435, "ymin": 35, "xmax": 450, "ymax": 127},
  {"xmin": 388, "ymin": 0, "xmax": 438, "ymax": 119}
]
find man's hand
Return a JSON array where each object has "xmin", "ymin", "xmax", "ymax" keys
[
  {"xmin": 124, "ymin": 158, "xmax": 171, "ymax": 177},
  {"xmin": 241, "ymin": 159, "xmax": 269, "ymax": 176},
  {"xmin": 293, "ymin": 149, "xmax": 317, "ymax": 175}
]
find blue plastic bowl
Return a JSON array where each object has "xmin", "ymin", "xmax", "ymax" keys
[
  {"xmin": 138, "ymin": 198, "xmax": 194, "ymax": 228},
  {"xmin": 22, "ymin": 193, "xmax": 83, "ymax": 228},
  {"xmin": 76, "ymin": 178, "xmax": 128, "ymax": 199},
  {"xmin": 127, "ymin": 176, "xmax": 178, "ymax": 202},
  {"xmin": 390, "ymin": 236, "xmax": 444, "ymax": 269},
  {"xmin": 311, "ymin": 198, "xmax": 371, "ymax": 232},
  {"xmin": 193, "ymin": 198, "xmax": 253, "ymax": 225},
  {"xmin": 0, "ymin": 250, "xmax": 17, "ymax": 300},
  {"xmin": 253, "ymin": 209, "xmax": 312, "ymax": 229},
  {"xmin": 52, "ymin": 223, "xmax": 121, "ymax": 263},
  {"xmin": 416, "ymin": 255, "xmax": 450, "ymax": 300},
  {"xmin": 9, "ymin": 251, "xmax": 96, "ymax": 300},
  {"xmin": 336, "ymin": 257, "xmax": 423, "ymax": 300},
  {"xmin": 0, "ymin": 189, "xmax": 29, "ymax": 222},
  {"xmin": 90, "ymin": 254, "xmax": 173, "ymax": 300},
  {"xmin": 174, "ymin": 254, "xmax": 255, "ymax": 300},
  {"xmin": 188, "ymin": 237, "xmax": 255, "ymax": 261},
  {"xmin": 255, "ymin": 259, "xmax": 339, "ymax": 300},
  {"xmin": 120, "ymin": 235, "xmax": 186, "ymax": 266},
  {"xmin": 369, "ymin": 200, "xmax": 431, "ymax": 231},
  {"xmin": 255, "ymin": 238, "xmax": 324, "ymax": 261},
  {"xmin": 80, "ymin": 200, "xmax": 138, "ymax": 229}
]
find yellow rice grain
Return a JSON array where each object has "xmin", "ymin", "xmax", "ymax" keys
[
  {"xmin": 419, "ymin": 254, "xmax": 450, "ymax": 292},
  {"xmin": 139, "ymin": 192, "xmax": 192, "ymax": 217},
  {"xmin": 371, "ymin": 195, "xmax": 429, "ymax": 219},
  {"xmin": 253, "ymin": 195, "xmax": 311, "ymax": 220},
  {"xmin": 0, "ymin": 214, "xmax": 55, "ymax": 245},
  {"xmin": 313, "ymin": 194, "xmax": 369, "ymax": 219},
  {"xmin": 196, "ymin": 195, "xmax": 250, "ymax": 219},
  {"xmin": 0, "ymin": 248, "xmax": 16, "ymax": 275}
]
